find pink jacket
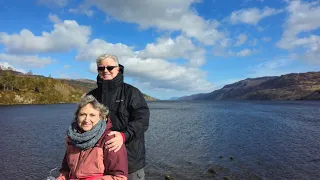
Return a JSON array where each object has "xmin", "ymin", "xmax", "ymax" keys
[{"xmin": 57, "ymin": 120, "xmax": 128, "ymax": 180}]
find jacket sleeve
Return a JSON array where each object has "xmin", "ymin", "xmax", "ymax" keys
[
  {"xmin": 56, "ymin": 151, "xmax": 69, "ymax": 180},
  {"xmin": 97, "ymin": 142, "xmax": 128, "ymax": 180},
  {"xmin": 122, "ymin": 88, "xmax": 150, "ymax": 143}
]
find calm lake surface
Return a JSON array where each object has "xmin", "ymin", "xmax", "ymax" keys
[{"xmin": 0, "ymin": 101, "xmax": 319, "ymax": 180}]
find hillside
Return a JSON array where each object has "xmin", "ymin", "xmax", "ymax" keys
[
  {"xmin": 177, "ymin": 93, "xmax": 208, "ymax": 100},
  {"xmin": 178, "ymin": 72, "xmax": 320, "ymax": 100},
  {"xmin": 0, "ymin": 69, "xmax": 156, "ymax": 105},
  {"xmin": 61, "ymin": 78, "xmax": 157, "ymax": 101}
]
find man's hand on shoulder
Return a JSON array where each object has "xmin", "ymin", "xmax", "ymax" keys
[{"xmin": 105, "ymin": 131, "xmax": 124, "ymax": 153}]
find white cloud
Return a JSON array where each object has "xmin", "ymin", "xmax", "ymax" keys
[
  {"xmin": 220, "ymin": 38, "xmax": 232, "ymax": 48},
  {"xmin": 48, "ymin": 13, "xmax": 61, "ymax": 23},
  {"xmin": 188, "ymin": 48, "xmax": 206, "ymax": 67},
  {"xmin": 230, "ymin": 49, "xmax": 257, "ymax": 57},
  {"xmin": 69, "ymin": 2, "xmax": 94, "ymax": 17},
  {"xmin": 300, "ymin": 36, "xmax": 320, "ymax": 64},
  {"xmin": 212, "ymin": 48, "xmax": 225, "ymax": 57},
  {"xmin": 280, "ymin": 0, "xmax": 320, "ymax": 41},
  {"xmin": 257, "ymin": 26, "xmax": 264, "ymax": 32},
  {"xmin": 90, "ymin": 57, "xmax": 214, "ymax": 92},
  {"xmin": 212, "ymin": 38, "xmax": 232, "ymax": 56},
  {"xmin": 214, "ymin": 48, "xmax": 257, "ymax": 57},
  {"xmin": 138, "ymin": 36, "xmax": 194, "ymax": 59},
  {"xmin": 256, "ymin": 58, "xmax": 292, "ymax": 69},
  {"xmin": 247, "ymin": 55, "xmax": 320, "ymax": 78},
  {"xmin": 0, "ymin": 15, "xmax": 91, "ymax": 54},
  {"xmin": 277, "ymin": 0, "xmax": 320, "ymax": 64},
  {"xmin": 38, "ymin": 0, "xmax": 68, "ymax": 7},
  {"xmin": 248, "ymin": 58, "xmax": 294, "ymax": 77},
  {"xmin": 76, "ymin": 39, "xmax": 136, "ymax": 61},
  {"xmin": 80, "ymin": 37, "xmax": 214, "ymax": 92},
  {"xmin": 63, "ymin": 64, "xmax": 71, "ymax": 69},
  {"xmin": 69, "ymin": 8, "xmax": 94, "ymax": 17},
  {"xmin": 251, "ymin": 38, "xmax": 258, "ymax": 46},
  {"xmin": 262, "ymin": 37, "xmax": 272, "ymax": 42},
  {"xmin": 0, "ymin": 62, "xmax": 26, "ymax": 73},
  {"xmin": 74, "ymin": 0, "xmax": 226, "ymax": 45},
  {"xmin": 242, "ymin": 0, "xmax": 265, "ymax": 4},
  {"xmin": 237, "ymin": 49, "xmax": 255, "ymax": 56},
  {"xmin": 138, "ymin": 36, "xmax": 206, "ymax": 66},
  {"xmin": 229, "ymin": 7, "xmax": 283, "ymax": 25},
  {"xmin": 246, "ymin": 56, "xmax": 320, "ymax": 78},
  {"xmin": 235, "ymin": 34, "xmax": 248, "ymax": 46},
  {"xmin": 0, "ymin": 53, "xmax": 53, "ymax": 68}
]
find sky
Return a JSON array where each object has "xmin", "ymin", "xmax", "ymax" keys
[{"xmin": 0, "ymin": 0, "xmax": 320, "ymax": 100}]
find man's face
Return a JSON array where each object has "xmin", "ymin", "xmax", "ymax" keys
[{"xmin": 97, "ymin": 58, "xmax": 119, "ymax": 80}]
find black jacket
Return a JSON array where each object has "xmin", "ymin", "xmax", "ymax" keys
[{"xmin": 87, "ymin": 65, "xmax": 150, "ymax": 173}]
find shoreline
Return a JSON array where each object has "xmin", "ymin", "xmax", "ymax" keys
[
  {"xmin": 1, "ymin": 99, "xmax": 319, "ymax": 106},
  {"xmin": 0, "ymin": 102, "xmax": 78, "ymax": 106}
]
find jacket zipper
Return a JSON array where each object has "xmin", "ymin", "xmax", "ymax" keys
[
  {"xmin": 74, "ymin": 150, "xmax": 84, "ymax": 178},
  {"xmin": 74, "ymin": 148, "xmax": 94, "ymax": 178}
]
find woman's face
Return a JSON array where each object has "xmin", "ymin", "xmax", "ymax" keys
[{"xmin": 77, "ymin": 103, "xmax": 100, "ymax": 132}]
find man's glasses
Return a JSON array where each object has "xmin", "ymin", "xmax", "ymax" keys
[{"xmin": 97, "ymin": 66, "xmax": 118, "ymax": 71}]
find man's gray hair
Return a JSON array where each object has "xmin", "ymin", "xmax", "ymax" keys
[
  {"xmin": 74, "ymin": 95, "xmax": 109, "ymax": 121},
  {"xmin": 96, "ymin": 54, "xmax": 119, "ymax": 66}
]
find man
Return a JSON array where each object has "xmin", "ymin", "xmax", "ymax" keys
[{"xmin": 87, "ymin": 54, "xmax": 150, "ymax": 180}]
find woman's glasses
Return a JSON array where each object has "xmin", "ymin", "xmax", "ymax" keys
[{"xmin": 97, "ymin": 66, "xmax": 118, "ymax": 71}]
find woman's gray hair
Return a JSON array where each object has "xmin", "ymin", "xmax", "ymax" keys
[
  {"xmin": 74, "ymin": 95, "xmax": 109, "ymax": 122},
  {"xmin": 96, "ymin": 54, "xmax": 119, "ymax": 66}
]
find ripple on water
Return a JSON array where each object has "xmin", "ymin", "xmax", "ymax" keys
[{"xmin": 1, "ymin": 101, "xmax": 320, "ymax": 180}]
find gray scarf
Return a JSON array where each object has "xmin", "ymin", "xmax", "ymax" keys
[{"xmin": 67, "ymin": 120, "xmax": 106, "ymax": 150}]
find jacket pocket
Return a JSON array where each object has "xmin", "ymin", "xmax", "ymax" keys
[
  {"xmin": 67, "ymin": 145, "xmax": 80, "ymax": 172},
  {"xmin": 109, "ymin": 101, "xmax": 129, "ymax": 130},
  {"xmin": 126, "ymin": 137, "xmax": 142, "ymax": 160},
  {"xmin": 96, "ymin": 147, "xmax": 105, "ymax": 172}
]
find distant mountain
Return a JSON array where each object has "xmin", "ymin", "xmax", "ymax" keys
[
  {"xmin": 300, "ymin": 90, "xmax": 320, "ymax": 100},
  {"xmin": 178, "ymin": 72, "xmax": 320, "ymax": 100},
  {"xmin": 177, "ymin": 93, "xmax": 208, "ymax": 100},
  {"xmin": 168, "ymin": 97, "xmax": 179, "ymax": 100},
  {"xmin": 143, "ymin": 94, "xmax": 158, "ymax": 101},
  {"xmin": 0, "ymin": 69, "xmax": 157, "ymax": 105},
  {"xmin": 72, "ymin": 78, "xmax": 157, "ymax": 100},
  {"xmin": 74, "ymin": 79, "xmax": 97, "ymax": 84}
]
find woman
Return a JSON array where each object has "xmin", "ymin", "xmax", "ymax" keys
[{"xmin": 56, "ymin": 95, "xmax": 128, "ymax": 180}]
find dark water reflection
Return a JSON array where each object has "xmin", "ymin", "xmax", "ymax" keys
[{"xmin": 0, "ymin": 101, "xmax": 319, "ymax": 180}]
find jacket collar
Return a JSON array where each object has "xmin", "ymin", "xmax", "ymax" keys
[{"xmin": 96, "ymin": 72, "xmax": 123, "ymax": 91}]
